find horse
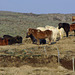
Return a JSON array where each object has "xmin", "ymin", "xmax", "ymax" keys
[
  {"xmin": 26, "ymin": 33, "xmax": 46, "ymax": 44},
  {"xmin": 27, "ymin": 28, "xmax": 52, "ymax": 45},
  {"xmin": 0, "ymin": 37, "xmax": 8, "ymax": 45},
  {"xmin": 15, "ymin": 35, "xmax": 22, "ymax": 43},
  {"xmin": 70, "ymin": 23, "xmax": 75, "ymax": 36},
  {"xmin": 58, "ymin": 23, "xmax": 70, "ymax": 37}
]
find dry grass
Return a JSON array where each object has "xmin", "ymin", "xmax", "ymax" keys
[{"xmin": 0, "ymin": 11, "xmax": 75, "ymax": 75}]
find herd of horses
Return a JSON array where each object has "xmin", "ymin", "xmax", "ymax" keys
[
  {"xmin": 26, "ymin": 23, "xmax": 75, "ymax": 45},
  {"xmin": 0, "ymin": 22, "xmax": 75, "ymax": 46},
  {"xmin": 0, "ymin": 35, "xmax": 22, "ymax": 45}
]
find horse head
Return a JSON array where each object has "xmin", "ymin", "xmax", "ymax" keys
[{"xmin": 58, "ymin": 23, "xmax": 63, "ymax": 29}]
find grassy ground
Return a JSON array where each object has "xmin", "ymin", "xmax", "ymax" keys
[
  {"xmin": 0, "ymin": 11, "xmax": 73, "ymax": 37},
  {"xmin": 0, "ymin": 11, "xmax": 75, "ymax": 75}
]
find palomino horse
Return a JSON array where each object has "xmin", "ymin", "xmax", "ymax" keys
[{"xmin": 27, "ymin": 28, "xmax": 52, "ymax": 45}]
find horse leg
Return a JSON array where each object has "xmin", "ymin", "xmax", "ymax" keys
[
  {"xmin": 32, "ymin": 39, "xmax": 37, "ymax": 44},
  {"xmin": 37, "ymin": 39, "xmax": 40, "ymax": 45},
  {"xmin": 60, "ymin": 32, "xmax": 63, "ymax": 39},
  {"xmin": 66, "ymin": 31, "xmax": 69, "ymax": 37},
  {"xmin": 48, "ymin": 37, "xmax": 51, "ymax": 45}
]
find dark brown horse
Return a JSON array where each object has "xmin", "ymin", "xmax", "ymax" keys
[
  {"xmin": 3, "ymin": 35, "xmax": 22, "ymax": 45},
  {"xmin": 58, "ymin": 23, "xmax": 70, "ymax": 37},
  {"xmin": 27, "ymin": 28, "xmax": 52, "ymax": 44}
]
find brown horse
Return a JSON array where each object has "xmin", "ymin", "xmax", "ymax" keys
[
  {"xmin": 70, "ymin": 23, "xmax": 75, "ymax": 36},
  {"xmin": 0, "ymin": 37, "xmax": 8, "ymax": 45},
  {"xmin": 27, "ymin": 28, "xmax": 53, "ymax": 44}
]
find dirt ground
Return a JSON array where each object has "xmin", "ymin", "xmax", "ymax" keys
[{"xmin": 0, "ymin": 31, "xmax": 75, "ymax": 75}]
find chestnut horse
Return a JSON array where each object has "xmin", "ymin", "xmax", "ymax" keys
[
  {"xmin": 0, "ymin": 37, "xmax": 8, "ymax": 45},
  {"xmin": 70, "ymin": 23, "xmax": 75, "ymax": 36},
  {"xmin": 26, "ymin": 33, "xmax": 46, "ymax": 44},
  {"xmin": 27, "ymin": 28, "xmax": 53, "ymax": 44}
]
